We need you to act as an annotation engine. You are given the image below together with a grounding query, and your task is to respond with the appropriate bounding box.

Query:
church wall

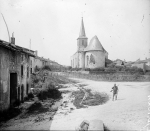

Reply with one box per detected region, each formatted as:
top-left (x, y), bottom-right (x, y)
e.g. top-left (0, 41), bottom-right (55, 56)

top-left (71, 52), bottom-right (79, 68)
top-left (78, 52), bottom-right (85, 69)
top-left (85, 51), bottom-right (105, 69)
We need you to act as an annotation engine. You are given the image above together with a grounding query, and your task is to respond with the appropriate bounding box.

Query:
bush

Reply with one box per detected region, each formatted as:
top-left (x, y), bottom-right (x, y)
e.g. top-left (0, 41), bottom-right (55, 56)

top-left (85, 68), bottom-right (91, 71)
top-left (90, 68), bottom-right (105, 71)
top-left (28, 92), bottom-right (34, 99)
top-left (34, 66), bottom-right (40, 72)
top-left (71, 68), bottom-right (82, 71)
top-left (124, 66), bottom-right (143, 73)
top-left (37, 83), bottom-right (62, 100)
top-left (105, 67), bottom-right (117, 72)
top-left (42, 65), bottom-right (51, 71)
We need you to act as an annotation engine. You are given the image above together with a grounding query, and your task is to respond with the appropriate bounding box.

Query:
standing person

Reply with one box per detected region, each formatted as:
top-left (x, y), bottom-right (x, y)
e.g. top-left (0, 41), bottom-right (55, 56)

top-left (110, 84), bottom-right (119, 101)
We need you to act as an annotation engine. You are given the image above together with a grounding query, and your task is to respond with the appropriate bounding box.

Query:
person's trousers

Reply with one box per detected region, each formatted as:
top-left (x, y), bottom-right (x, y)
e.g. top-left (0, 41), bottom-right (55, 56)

top-left (113, 93), bottom-right (117, 101)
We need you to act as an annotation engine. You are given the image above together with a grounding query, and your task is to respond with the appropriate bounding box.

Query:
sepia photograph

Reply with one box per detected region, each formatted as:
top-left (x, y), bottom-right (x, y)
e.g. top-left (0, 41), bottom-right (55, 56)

top-left (0, 0), bottom-right (150, 130)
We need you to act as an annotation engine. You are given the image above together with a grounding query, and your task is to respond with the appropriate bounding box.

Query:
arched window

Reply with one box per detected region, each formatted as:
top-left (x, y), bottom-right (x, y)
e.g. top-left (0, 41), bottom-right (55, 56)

top-left (87, 56), bottom-right (89, 66)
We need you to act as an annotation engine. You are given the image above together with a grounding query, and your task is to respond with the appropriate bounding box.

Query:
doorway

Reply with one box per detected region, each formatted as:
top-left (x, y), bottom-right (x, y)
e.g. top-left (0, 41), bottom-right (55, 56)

top-left (10, 73), bottom-right (17, 106)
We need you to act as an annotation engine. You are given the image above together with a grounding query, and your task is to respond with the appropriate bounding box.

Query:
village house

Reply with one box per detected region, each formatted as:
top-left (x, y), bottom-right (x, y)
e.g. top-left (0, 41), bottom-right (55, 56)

top-left (71, 18), bottom-right (108, 69)
top-left (131, 58), bottom-right (150, 72)
top-left (113, 59), bottom-right (127, 66)
top-left (30, 51), bottom-right (62, 73)
top-left (0, 35), bottom-right (35, 111)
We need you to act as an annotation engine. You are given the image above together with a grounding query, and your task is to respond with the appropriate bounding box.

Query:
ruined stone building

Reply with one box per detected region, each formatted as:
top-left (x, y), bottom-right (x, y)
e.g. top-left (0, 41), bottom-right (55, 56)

top-left (71, 18), bottom-right (108, 69)
top-left (0, 36), bottom-right (35, 111)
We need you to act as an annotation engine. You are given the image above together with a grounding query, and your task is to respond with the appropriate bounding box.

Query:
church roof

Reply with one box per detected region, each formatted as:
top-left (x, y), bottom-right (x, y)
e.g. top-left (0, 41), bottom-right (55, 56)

top-left (84, 35), bottom-right (107, 52)
top-left (78, 17), bottom-right (87, 38)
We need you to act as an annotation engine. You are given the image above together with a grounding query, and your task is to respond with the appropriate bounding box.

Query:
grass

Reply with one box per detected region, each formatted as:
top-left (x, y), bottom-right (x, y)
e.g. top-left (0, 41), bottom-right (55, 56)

top-left (72, 89), bottom-right (109, 109)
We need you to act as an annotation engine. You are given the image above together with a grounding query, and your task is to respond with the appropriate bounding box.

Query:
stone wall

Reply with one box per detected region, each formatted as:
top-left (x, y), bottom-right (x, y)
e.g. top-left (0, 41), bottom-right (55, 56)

top-left (60, 72), bottom-right (150, 82)
top-left (0, 46), bottom-right (32, 111)
top-left (85, 51), bottom-right (105, 69)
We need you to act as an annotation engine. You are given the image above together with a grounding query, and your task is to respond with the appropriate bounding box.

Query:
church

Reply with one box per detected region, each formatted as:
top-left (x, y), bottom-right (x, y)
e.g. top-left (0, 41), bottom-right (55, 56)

top-left (71, 18), bottom-right (108, 69)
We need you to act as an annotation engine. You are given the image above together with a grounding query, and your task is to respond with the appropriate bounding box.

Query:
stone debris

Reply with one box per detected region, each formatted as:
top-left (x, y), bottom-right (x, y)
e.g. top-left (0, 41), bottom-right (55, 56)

top-left (75, 119), bottom-right (104, 131)
top-left (56, 92), bottom-right (76, 116)
top-left (75, 120), bottom-right (89, 131)
top-left (34, 115), bottom-right (45, 122)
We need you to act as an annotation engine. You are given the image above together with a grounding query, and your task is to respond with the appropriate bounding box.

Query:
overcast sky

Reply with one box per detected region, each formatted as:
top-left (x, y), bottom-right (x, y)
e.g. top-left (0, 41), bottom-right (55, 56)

top-left (0, 0), bottom-right (150, 66)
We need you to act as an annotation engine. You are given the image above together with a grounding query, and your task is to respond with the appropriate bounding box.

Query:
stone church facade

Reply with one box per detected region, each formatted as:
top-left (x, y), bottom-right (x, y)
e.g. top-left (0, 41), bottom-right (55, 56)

top-left (71, 18), bottom-right (108, 69)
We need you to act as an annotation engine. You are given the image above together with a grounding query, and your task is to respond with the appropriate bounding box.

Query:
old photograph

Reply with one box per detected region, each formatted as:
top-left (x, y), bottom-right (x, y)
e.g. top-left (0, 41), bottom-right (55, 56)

top-left (0, 0), bottom-right (150, 130)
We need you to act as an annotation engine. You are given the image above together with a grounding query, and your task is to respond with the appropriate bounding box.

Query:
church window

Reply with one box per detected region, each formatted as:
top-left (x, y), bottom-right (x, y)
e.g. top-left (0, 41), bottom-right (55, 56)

top-left (87, 56), bottom-right (89, 66)
top-left (90, 54), bottom-right (95, 64)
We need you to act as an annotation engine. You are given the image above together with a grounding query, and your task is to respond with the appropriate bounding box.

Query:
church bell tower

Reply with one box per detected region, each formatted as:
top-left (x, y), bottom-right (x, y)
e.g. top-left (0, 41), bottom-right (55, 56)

top-left (77, 17), bottom-right (88, 51)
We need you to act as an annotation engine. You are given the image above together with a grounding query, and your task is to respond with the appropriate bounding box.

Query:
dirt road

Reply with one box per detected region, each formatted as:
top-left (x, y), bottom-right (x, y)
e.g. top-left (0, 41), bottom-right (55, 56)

top-left (50, 78), bottom-right (150, 130)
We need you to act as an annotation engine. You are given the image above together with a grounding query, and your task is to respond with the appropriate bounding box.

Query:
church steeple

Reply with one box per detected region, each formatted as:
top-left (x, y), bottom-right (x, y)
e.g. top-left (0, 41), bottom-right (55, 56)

top-left (79, 17), bottom-right (86, 37)
top-left (77, 17), bottom-right (88, 51)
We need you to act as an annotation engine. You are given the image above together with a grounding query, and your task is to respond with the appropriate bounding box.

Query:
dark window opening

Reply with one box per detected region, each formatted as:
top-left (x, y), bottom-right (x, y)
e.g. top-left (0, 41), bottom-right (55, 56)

top-left (21, 65), bottom-right (23, 77)
top-left (21, 85), bottom-right (24, 103)
top-left (27, 67), bottom-right (29, 78)
top-left (30, 68), bottom-right (32, 74)
top-left (26, 83), bottom-right (29, 95)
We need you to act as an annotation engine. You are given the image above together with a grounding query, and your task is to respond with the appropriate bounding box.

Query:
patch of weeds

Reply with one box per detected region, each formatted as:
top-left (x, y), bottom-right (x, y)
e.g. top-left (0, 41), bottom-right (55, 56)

top-left (37, 83), bottom-right (62, 101)
top-left (60, 90), bottom-right (71, 94)
top-left (72, 89), bottom-right (109, 109)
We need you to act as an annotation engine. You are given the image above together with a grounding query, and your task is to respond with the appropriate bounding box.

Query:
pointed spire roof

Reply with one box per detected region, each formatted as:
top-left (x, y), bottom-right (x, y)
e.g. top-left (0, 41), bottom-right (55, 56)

top-left (84, 35), bottom-right (107, 52)
top-left (78, 17), bottom-right (86, 38)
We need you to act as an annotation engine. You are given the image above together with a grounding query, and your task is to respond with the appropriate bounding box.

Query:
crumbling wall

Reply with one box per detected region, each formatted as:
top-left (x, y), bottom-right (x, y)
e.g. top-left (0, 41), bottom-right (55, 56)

top-left (0, 47), bottom-right (12, 111)
top-left (0, 46), bottom-right (32, 111)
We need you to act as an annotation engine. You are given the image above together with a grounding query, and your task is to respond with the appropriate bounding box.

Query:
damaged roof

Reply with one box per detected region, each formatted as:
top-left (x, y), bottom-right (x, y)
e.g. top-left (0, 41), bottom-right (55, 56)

top-left (0, 39), bottom-right (35, 57)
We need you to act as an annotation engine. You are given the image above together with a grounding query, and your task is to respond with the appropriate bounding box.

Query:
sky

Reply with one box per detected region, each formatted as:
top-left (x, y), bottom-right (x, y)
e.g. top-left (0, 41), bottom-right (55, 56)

top-left (0, 0), bottom-right (150, 66)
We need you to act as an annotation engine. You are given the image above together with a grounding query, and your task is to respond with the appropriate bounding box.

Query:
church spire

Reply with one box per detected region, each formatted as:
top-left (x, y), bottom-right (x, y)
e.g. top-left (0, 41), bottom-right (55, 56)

top-left (79, 17), bottom-right (86, 37)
